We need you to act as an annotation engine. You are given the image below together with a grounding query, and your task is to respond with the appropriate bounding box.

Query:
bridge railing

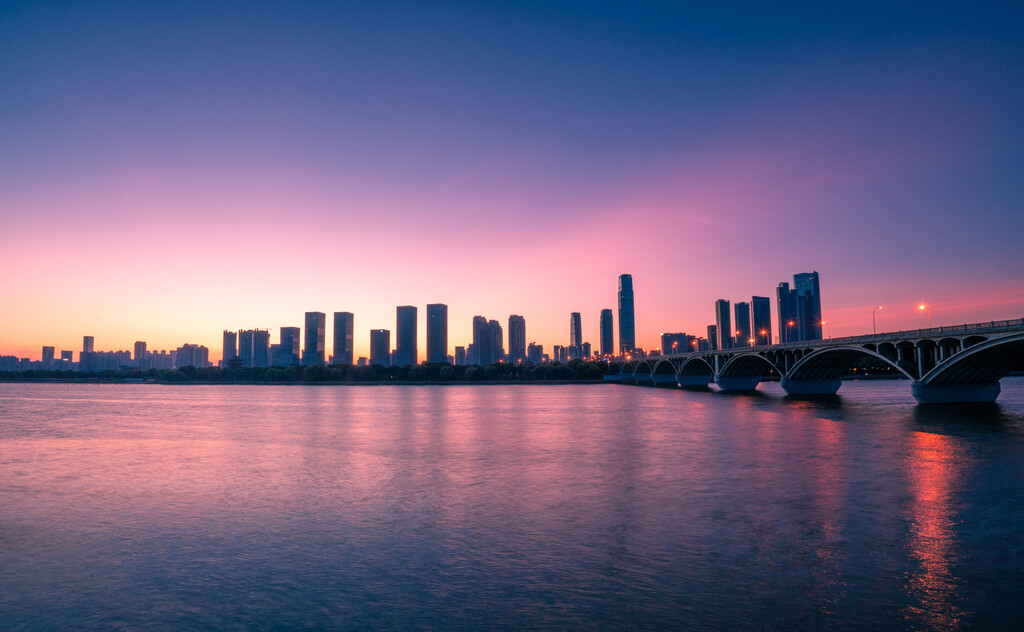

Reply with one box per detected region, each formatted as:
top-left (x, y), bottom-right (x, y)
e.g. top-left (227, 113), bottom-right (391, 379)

top-left (633, 317), bottom-right (1024, 361)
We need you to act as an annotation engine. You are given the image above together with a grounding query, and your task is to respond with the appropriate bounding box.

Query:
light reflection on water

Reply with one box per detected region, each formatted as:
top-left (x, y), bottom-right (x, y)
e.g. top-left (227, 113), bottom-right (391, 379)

top-left (0, 379), bottom-right (1023, 630)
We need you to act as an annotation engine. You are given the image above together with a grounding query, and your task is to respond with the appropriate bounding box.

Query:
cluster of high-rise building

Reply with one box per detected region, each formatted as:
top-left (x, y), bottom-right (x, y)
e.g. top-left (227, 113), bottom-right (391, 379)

top-left (0, 335), bottom-right (205, 372)
top-left (2, 271), bottom-right (822, 370)
top-left (700, 271), bottom-right (822, 353)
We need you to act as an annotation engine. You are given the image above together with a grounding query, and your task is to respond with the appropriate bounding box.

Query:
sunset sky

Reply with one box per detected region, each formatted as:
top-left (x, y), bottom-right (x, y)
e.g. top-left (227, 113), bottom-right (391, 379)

top-left (2, 1), bottom-right (1023, 361)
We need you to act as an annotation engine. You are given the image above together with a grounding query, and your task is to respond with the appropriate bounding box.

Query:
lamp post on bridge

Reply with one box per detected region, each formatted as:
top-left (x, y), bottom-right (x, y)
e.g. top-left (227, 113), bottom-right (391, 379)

top-left (760, 329), bottom-right (768, 346)
top-left (786, 320), bottom-right (795, 344)
top-left (821, 320), bottom-right (831, 339)
top-left (919, 304), bottom-right (932, 328)
top-left (872, 306), bottom-right (883, 334)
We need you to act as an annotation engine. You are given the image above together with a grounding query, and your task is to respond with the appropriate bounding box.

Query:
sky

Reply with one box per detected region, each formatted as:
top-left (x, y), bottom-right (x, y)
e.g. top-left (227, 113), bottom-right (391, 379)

top-left (2, 0), bottom-right (1023, 361)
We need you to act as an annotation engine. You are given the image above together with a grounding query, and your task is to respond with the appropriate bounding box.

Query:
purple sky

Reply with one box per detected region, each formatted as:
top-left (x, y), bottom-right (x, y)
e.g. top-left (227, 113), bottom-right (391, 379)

top-left (2, 1), bottom-right (1023, 360)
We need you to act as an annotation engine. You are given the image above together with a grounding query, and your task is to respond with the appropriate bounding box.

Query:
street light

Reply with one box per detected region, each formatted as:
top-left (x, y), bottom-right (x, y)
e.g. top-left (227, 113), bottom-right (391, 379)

top-left (919, 304), bottom-right (932, 328)
top-left (760, 329), bottom-right (768, 346)
top-left (872, 306), bottom-right (883, 334)
top-left (821, 320), bottom-right (831, 339)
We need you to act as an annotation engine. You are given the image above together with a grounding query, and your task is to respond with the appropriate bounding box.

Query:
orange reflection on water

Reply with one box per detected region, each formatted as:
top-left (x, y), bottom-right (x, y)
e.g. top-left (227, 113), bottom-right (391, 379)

top-left (904, 431), bottom-right (964, 631)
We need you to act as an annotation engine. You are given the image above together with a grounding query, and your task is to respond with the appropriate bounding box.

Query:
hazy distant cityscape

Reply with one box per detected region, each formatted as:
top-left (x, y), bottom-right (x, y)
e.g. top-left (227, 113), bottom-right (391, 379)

top-left (1, 272), bottom-right (822, 373)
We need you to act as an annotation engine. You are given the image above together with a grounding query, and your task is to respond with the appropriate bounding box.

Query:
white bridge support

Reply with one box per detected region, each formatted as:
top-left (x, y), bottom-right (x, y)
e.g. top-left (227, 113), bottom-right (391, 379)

top-left (614, 320), bottom-right (1024, 404)
top-left (911, 382), bottom-right (1001, 404)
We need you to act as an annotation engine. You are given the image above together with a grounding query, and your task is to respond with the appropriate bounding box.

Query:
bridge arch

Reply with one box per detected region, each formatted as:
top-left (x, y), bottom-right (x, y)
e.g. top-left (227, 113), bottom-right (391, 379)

top-left (913, 333), bottom-right (1024, 403)
top-left (716, 353), bottom-right (779, 391)
top-left (676, 357), bottom-right (714, 388)
top-left (651, 359), bottom-right (678, 387)
top-left (782, 346), bottom-right (912, 396)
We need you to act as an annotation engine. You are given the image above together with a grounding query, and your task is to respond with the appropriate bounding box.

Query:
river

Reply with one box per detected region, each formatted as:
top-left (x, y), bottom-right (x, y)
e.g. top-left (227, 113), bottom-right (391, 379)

top-left (1, 380), bottom-right (1022, 630)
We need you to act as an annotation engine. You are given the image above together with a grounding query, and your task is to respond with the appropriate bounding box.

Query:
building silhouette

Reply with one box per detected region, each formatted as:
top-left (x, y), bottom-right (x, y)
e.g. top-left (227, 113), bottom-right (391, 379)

top-left (370, 329), bottom-right (391, 366)
top-left (715, 300), bottom-right (733, 349)
top-left (508, 315), bottom-right (526, 364)
top-left (569, 312), bottom-right (582, 359)
top-left (238, 329), bottom-right (270, 367)
top-left (618, 274), bottom-right (635, 353)
top-left (794, 271), bottom-right (822, 341)
top-left (275, 327), bottom-right (300, 366)
top-left (778, 272), bottom-right (822, 342)
top-left (333, 312), bottom-right (354, 365)
top-left (82, 336), bottom-right (94, 354)
top-left (175, 344), bottom-right (210, 368)
top-left (454, 346), bottom-right (466, 366)
top-left (661, 332), bottom-right (689, 355)
top-left (599, 309), bottom-right (614, 357)
top-left (303, 312), bottom-right (325, 366)
top-left (134, 341), bottom-right (147, 368)
top-left (707, 325), bottom-right (718, 351)
top-left (395, 306), bottom-right (418, 366)
top-left (734, 302), bottom-right (751, 348)
top-left (751, 296), bottom-right (771, 345)
top-left (427, 304), bottom-right (448, 363)
top-left (222, 330), bottom-right (237, 367)
top-left (472, 316), bottom-right (502, 365)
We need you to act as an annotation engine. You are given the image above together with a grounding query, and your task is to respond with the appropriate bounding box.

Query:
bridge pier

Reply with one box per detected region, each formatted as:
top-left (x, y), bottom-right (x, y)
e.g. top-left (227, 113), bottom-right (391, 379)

top-left (911, 381), bottom-right (1001, 404)
top-left (678, 374), bottom-right (712, 388)
top-left (780, 376), bottom-right (842, 396)
top-left (714, 375), bottom-right (761, 391)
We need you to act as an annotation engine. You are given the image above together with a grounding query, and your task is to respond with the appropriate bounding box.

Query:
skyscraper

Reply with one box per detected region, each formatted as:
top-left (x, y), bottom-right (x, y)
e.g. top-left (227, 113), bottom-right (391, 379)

top-left (508, 315), bottom-right (526, 364)
top-left (82, 336), bottom-right (94, 355)
top-left (454, 346), bottom-right (466, 366)
top-left (569, 312), bottom-right (582, 359)
top-left (370, 329), bottom-right (391, 366)
top-left (599, 309), bottom-right (613, 357)
top-left (238, 330), bottom-right (254, 367)
top-left (734, 302), bottom-right (751, 348)
top-left (472, 316), bottom-right (502, 365)
top-left (427, 304), bottom-right (448, 363)
top-left (777, 282), bottom-right (797, 343)
top-left (794, 271), bottom-right (822, 341)
top-left (303, 311), bottom-right (326, 366)
top-left (222, 330), bottom-right (237, 366)
top-left (707, 325), bottom-right (718, 351)
top-left (134, 341), bottom-right (147, 367)
top-left (715, 299), bottom-right (733, 349)
top-left (278, 327), bottom-right (301, 366)
top-left (618, 274), bottom-right (635, 353)
top-left (751, 296), bottom-right (771, 345)
top-left (333, 312), bottom-right (354, 365)
top-left (394, 306), bottom-right (418, 366)
top-left (238, 329), bottom-right (270, 367)
top-left (42, 346), bottom-right (55, 369)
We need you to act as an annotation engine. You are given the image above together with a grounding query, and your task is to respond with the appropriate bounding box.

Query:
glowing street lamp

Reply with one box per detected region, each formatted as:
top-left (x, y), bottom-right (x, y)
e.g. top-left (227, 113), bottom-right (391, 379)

top-left (760, 329), bottom-right (768, 346)
top-left (786, 320), bottom-right (795, 343)
top-left (872, 306), bottom-right (883, 334)
top-left (821, 320), bottom-right (831, 339)
top-left (919, 304), bottom-right (932, 328)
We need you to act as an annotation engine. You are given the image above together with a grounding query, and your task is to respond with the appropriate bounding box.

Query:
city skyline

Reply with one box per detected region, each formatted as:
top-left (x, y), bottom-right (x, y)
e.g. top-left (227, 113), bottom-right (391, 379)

top-left (2, 2), bottom-right (1023, 360)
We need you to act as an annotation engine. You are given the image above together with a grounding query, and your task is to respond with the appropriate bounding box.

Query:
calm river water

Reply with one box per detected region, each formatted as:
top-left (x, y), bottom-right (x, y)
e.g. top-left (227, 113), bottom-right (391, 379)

top-left (2, 380), bottom-right (1023, 630)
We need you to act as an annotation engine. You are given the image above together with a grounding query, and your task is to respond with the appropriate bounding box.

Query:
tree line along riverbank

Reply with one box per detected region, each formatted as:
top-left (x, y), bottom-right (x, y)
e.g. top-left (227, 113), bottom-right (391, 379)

top-left (0, 360), bottom-right (610, 384)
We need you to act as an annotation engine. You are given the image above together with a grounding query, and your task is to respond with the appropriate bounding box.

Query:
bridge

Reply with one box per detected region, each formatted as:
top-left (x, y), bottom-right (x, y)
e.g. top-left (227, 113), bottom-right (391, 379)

top-left (608, 318), bottom-right (1024, 404)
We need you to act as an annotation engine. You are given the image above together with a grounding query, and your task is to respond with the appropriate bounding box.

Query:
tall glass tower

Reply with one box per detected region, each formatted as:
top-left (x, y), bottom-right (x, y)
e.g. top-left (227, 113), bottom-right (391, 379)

top-left (333, 312), bottom-right (354, 365)
top-left (303, 312), bottom-right (326, 366)
top-left (618, 274), bottom-right (635, 354)
top-left (569, 312), bottom-right (582, 358)
top-left (395, 306), bottom-right (418, 366)
top-left (426, 304), bottom-right (448, 364)
top-left (599, 309), bottom-right (614, 357)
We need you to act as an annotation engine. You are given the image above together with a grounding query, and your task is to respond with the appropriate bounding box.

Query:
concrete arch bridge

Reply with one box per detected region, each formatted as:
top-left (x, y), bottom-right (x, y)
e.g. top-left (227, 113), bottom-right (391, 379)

top-left (608, 319), bottom-right (1024, 404)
